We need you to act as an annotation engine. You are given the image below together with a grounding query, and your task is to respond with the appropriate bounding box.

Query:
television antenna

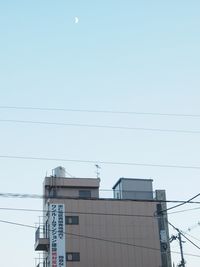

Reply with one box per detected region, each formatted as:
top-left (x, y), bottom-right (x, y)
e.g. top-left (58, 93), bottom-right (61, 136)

top-left (95, 164), bottom-right (101, 179)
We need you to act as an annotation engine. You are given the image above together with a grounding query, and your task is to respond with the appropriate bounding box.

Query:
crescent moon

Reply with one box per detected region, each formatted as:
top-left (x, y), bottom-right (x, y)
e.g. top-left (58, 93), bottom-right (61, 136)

top-left (75, 17), bottom-right (79, 24)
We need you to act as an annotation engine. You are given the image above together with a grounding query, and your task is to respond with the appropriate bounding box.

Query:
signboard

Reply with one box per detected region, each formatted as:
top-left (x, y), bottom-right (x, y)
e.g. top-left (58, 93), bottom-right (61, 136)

top-left (50, 204), bottom-right (66, 267)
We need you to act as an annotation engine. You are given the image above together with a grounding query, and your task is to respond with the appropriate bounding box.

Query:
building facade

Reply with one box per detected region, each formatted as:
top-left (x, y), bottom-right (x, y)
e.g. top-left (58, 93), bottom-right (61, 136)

top-left (35, 167), bottom-right (171, 267)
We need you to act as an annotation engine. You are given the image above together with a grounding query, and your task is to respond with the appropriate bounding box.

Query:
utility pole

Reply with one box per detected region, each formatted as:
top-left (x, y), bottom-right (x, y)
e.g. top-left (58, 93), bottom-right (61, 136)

top-left (170, 228), bottom-right (185, 267)
top-left (178, 231), bottom-right (185, 267)
top-left (155, 190), bottom-right (172, 267)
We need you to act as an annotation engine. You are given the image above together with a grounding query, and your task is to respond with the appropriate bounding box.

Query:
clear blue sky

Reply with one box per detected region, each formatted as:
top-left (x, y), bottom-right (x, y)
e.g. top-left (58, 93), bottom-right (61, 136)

top-left (0, 1), bottom-right (200, 266)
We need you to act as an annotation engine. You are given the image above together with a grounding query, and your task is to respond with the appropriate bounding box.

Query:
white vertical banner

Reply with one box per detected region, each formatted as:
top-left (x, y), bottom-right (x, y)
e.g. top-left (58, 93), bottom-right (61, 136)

top-left (50, 204), bottom-right (66, 267)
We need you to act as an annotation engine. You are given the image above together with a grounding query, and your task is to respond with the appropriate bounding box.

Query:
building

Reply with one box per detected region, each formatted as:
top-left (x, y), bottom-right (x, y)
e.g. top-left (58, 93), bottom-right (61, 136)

top-left (34, 166), bottom-right (172, 267)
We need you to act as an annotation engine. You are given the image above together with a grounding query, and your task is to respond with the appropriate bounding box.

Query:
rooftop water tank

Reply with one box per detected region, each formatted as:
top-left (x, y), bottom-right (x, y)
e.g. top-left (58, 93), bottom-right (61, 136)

top-left (52, 166), bottom-right (66, 178)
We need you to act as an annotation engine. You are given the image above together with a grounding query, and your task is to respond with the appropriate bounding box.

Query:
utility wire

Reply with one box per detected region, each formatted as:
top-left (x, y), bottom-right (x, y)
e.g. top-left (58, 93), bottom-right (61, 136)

top-left (0, 218), bottom-right (199, 258)
top-left (1, 155), bottom-right (200, 170)
top-left (1, 205), bottom-right (197, 219)
top-left (168, 220), bottom-right (200, 251)
top-left (0, 192), bottom-right (200, 204)
top-left (160, 193), bottom-right (200, 213)
top-left (168, 207), bottom-right (200, 215)
top-left (1, 119), bottom-right (200, 135)
top-left (0, 218), bottom-right (160, 252)
top-left (1, 105), bottom-right (200, 118)
top-left (0, 219), bottom-right (36, 229)
top-left (183, 232), bottom-right (200, 243)
top-left (0, 206), bottom-right (156, 219)
top-left (180, 221), bottom-right (200, 243)
top-left (171, 251), bottom-right (200, 258)
top-left (180, 232), bottom-right (200, 250)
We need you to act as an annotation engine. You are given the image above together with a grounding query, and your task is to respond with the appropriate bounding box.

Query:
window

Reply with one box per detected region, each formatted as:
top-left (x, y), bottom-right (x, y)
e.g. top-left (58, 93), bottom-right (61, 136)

top-left (79, 190), bottom-right (91, 198)
top-left (65, 216), bottom-right (79, 225)
top-left (66, 252), bottom-right (80, 262)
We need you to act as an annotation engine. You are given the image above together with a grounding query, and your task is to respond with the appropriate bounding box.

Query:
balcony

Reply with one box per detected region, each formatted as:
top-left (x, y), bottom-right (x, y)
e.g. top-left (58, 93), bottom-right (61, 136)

top-left (35, 256), bottom-right (48, 267)
top-left (34, 226), bottom-right (49, 251)
top-left (36, 261), bottom-right (47, 267)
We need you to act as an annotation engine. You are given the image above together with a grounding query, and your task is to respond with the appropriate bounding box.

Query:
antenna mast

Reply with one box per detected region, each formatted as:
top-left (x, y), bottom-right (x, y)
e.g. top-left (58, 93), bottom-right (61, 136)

top-left (95, 164), bottom-right (101, 179)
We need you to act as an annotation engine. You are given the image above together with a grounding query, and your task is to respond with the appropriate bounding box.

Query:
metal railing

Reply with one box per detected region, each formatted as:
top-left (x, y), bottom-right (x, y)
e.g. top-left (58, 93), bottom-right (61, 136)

top-left (35, 225), bottom-right (47, 243)
top-left (35, 255), bottom-right (48, 267)
top-left (36, 262), bottom-right (47, 267)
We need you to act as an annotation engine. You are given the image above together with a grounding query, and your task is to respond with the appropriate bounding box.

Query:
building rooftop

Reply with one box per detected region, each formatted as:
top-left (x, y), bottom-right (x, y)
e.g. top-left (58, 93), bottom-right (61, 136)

top-left (112, 177), bottom-right (153, 189)
top-left (44, 176), bottom-right (100, 188)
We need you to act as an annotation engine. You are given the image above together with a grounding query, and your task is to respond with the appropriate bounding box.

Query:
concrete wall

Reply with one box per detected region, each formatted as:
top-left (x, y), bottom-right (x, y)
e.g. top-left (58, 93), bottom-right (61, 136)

top-left (44, 177), bottom-right (100, 200)
top-left (48, 198), bottom-right (162, 267)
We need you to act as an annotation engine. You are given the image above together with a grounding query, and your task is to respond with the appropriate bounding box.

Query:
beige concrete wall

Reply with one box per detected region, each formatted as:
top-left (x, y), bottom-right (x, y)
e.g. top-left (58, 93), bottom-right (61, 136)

top-left (49, 187), bottom-right (99, 198)
top-left (44, 177), bottom-right (100, 188)
top-left (44, 177), bottom-right (100, 200)
top-left (49, 198), bottom-right (162, 267)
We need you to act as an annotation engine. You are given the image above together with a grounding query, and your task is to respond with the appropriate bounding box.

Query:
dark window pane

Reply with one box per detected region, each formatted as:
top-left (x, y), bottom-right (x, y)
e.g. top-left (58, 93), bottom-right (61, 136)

top-left (79, 190), bottom-right (91, 198)
top-left (65, 216), bottom-right (79, 225)
top-left (66, 252), bottom-right (80, 262)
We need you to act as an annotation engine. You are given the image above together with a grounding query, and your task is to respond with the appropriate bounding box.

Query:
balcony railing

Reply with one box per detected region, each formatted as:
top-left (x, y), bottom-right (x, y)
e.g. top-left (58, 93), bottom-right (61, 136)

top-left (35, 257), bottom-right (48, 267)
top-left (34, 225), bottom-right (49, 251)
top-left (36, 262), bottom-right (47, 267)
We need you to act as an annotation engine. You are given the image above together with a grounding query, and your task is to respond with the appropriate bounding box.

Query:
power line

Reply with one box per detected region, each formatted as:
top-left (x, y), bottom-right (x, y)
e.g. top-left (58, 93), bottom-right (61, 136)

top-left (0, 219), bottom-right (36, 229)
top-left (168, 220), bottom-right (200, 251)
top-left (0, 218), bottom-right (160, 252)
top-left (0, 218), bottom-right (200, 258)
top-left (180, 232), bottom-right (200, 250)
top-left (1, 155), bottom-right (200, 170)
top-left (1, 105), bottom-right (200, 118)
top-left (171, 250), bottom-right (200, 258)
top-left (168, 221), bottom-right (191, 266)
top-left (170, 222), bottom-right (200, 251)
top-left (1, 206), bottom-right (200, 244)
top-left (0, 206), bottom-right (156, 218)
top-left (183, 232), bottom-right (200, 243)
top-left (1, 119), bottom-right (200, 135)
top-left (2, 205), bottom-right (199, 219)
top-left (168, 207), bottom-right (200, 215)
top-left (0, 192), bottom-right (200, 204)
top-left (160, 193), bottom-right (200, 213)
